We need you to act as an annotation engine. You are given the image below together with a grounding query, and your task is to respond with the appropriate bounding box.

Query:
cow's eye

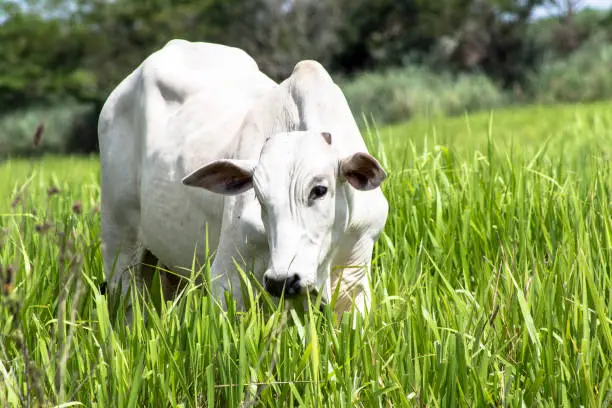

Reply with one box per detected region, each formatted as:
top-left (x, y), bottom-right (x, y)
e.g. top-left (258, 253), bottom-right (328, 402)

top-left (309, 185), bottom-right (328, 201)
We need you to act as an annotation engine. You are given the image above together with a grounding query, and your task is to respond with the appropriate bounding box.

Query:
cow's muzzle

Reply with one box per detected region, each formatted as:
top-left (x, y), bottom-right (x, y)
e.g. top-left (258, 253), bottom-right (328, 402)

top-left (263, 274), bottom-right (303, 298)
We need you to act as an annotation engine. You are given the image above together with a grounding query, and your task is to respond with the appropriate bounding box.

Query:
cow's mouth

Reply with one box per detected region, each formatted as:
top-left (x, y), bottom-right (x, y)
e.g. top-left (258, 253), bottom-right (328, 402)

top-left (282, 292), bottom-right (328, 315)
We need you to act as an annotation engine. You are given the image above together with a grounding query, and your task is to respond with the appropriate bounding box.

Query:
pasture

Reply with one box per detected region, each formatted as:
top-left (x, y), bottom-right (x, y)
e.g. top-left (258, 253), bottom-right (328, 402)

top-left (1, 102), bottom-right (612, 406)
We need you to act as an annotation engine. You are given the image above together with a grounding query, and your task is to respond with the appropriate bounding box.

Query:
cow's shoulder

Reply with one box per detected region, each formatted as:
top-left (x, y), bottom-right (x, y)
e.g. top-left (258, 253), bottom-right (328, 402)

top-left (100, 40), bottom-right (266, 144)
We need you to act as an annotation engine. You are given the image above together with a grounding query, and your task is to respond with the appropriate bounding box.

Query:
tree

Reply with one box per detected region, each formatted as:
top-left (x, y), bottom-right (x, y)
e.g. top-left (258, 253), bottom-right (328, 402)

top-left (431, 0), bottom-right (546, 86)
top-left (0, 11), bottom-right (94, 109)
top-left (216, 0), bottom-right (343, 79)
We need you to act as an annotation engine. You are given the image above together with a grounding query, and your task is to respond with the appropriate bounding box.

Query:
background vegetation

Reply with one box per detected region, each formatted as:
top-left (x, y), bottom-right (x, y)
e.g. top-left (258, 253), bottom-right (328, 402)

top-left (1, 102), bottom-right (612, 406)
top-left (1, 0), bottom-right (612, 156)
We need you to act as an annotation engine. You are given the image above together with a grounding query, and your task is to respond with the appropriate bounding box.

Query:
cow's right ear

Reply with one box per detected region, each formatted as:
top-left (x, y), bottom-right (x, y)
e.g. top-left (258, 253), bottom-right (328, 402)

top-left (182, 159), bottom-right (256, 195)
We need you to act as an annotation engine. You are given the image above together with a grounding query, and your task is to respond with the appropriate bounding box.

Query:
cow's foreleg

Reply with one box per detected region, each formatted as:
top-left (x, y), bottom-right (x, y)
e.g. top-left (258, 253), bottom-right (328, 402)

top-left (208, 237), bottom-right (269, 311)
top-left (100, 210), bottom-right (170, 325)
top-left (330, 236), bottom-right (375, 317)
top-left (210, 266), bottom-right (246, 311)
top-left (101, 237), bottom-right (147, 325)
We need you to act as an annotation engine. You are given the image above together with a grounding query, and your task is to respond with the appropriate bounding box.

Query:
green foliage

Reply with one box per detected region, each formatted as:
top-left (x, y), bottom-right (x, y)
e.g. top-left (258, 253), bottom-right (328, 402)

top-left (1, 102), bottom-right (612, 406)
top-left (341, 66), bottom-right (508, 125)
top-left (529, 7), bottom-right (612, 59)
top-left (332, 0), bottom-right (545, 83)
top-left (529, 35), bottom-right (612, 104)
top-left (0, 13), bottom-right (95, 108)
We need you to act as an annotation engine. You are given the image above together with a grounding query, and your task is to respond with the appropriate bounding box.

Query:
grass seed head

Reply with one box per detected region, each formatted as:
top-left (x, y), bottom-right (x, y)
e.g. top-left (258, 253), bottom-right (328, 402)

top-left (11, 194), bottom-right (21, 208)
top-left (35, 222), bottom-right (53, 234)
top-left (32, 123), bottom-right (45, 148)
top-left (72, 201), bottom-right (82, 214)
top-left (47, 186), bottom-right (60, 196)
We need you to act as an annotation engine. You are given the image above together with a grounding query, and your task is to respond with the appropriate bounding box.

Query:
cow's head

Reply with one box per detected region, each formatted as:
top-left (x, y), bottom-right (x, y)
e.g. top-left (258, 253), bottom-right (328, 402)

top-left (182, 131), bottom-right (386, 301)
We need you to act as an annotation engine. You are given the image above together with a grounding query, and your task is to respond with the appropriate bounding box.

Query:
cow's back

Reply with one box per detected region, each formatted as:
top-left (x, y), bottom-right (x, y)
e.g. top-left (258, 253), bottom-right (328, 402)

top-left (98, 40), bottom-right (277, 269)
top-left (98, 39), bottom-right (273, 179)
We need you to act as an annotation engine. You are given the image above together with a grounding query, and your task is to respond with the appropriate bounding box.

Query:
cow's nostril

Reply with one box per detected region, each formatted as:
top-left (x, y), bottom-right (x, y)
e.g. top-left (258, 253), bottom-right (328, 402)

top-left (285, 274), bottom-right (301, 296)
top-left (263, 276), bottom-right (284, 297)
top-left (264, 274), bottom-right (302, 298)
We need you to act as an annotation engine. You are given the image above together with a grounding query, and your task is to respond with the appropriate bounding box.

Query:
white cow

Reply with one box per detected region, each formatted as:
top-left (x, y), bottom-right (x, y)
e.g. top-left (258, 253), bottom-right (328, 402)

top-left (98, 39), bottom-right (388, 322)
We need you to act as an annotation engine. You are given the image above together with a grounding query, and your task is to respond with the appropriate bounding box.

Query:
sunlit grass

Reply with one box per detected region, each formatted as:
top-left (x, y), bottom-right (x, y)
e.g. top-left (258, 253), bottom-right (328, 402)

top-left (1, 101), bottom-right (612, 406)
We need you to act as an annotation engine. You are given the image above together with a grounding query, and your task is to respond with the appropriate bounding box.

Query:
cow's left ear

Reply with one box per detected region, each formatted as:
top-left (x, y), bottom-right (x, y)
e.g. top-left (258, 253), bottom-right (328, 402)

top-left (340, 152), bottom-right (386, 191)
top-left (182, 159), bottom-right (256, 195)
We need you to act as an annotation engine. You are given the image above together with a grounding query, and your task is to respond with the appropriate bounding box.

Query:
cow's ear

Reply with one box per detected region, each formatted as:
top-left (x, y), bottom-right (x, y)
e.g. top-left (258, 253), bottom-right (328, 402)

top-left (340, 152), bottom-right (386, 191)
top-left (182, 159), bottom-right (256, 195)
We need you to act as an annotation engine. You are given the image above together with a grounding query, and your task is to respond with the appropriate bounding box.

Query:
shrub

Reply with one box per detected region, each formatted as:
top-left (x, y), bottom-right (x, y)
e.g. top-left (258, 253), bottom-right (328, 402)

top-left (0, 103), bottom-right (96, 157)
top-left (529, 35), bottom-right (612, 104)
top-left (340, 66), bottom-right (508, 126)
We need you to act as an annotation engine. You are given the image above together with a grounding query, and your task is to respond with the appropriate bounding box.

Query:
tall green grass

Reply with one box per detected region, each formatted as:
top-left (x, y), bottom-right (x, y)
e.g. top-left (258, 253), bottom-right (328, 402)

top-left (1, 102), bottom-right (612, 406)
